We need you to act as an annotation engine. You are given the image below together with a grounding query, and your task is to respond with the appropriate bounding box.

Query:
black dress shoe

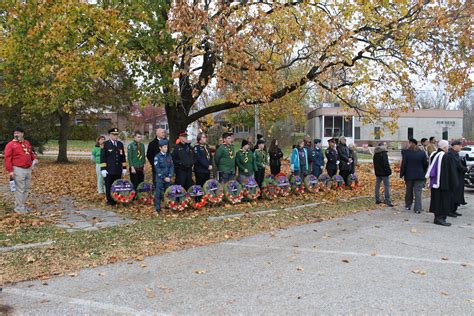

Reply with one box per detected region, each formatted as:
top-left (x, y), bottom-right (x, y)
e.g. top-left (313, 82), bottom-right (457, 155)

top-left (447, 212), bottom-right (458, 218)
top-left (414, 210), bottom-right (421, 214)
top-left (376, 201), bottom-right (382, 204)
top-left (386, 203), bottom-right (395, 207)
top-left (434, 218), bottom-right (451, 226)
top-left (453, 211), bottom-right (462, 216)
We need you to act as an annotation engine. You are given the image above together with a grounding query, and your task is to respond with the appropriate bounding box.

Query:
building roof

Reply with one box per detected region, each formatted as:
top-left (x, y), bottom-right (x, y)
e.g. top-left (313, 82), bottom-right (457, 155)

top-left (307, 107), bottom-right (463, 120)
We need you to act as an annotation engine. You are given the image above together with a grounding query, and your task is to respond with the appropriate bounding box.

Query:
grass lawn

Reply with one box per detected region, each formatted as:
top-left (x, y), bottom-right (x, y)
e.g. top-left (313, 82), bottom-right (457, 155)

top-left (45, 140), bottom-right (96, 152)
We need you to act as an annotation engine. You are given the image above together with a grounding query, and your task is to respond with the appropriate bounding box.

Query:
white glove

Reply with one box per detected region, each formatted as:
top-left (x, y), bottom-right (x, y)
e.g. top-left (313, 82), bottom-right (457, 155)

top-left (122, 169), bottom-right (127, 176)
top-left (336, 161), bottom-right (340, 165)
top-left (101, 170), bottom-right (108, 178)
top-left (320, 166), bottom-right (324, 170)
top-left (208, 165), bottom-right (213, 171)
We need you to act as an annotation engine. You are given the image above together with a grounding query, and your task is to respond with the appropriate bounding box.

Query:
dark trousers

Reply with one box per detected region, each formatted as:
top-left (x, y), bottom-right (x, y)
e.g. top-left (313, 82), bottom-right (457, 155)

top-left (195, 172), bottom-right (210, 187)
top-left (340, 170), bottom-right (351, 186)
top-left (218, 171), bottom-right (235, 184)
top-left (129, 167), bottom-right (144, 190)
top-left (155, 180), bottom-right (171, 212)
top-left (270, 164), bottom-right (281, 176)
top-left (375, 176), bottom-right (391, 204)
top-left (312, 166), bottom-right (322, 178)
top-left (405, 179), bottom-right (424, 212)
top-left (255, 168), bottom-right (265, 188)
top-left (175, 168), bottom-right (193, 190)
top-left (327, 168), bottom-right (337, 177)
top-left (152, 168), bottom-right (157, 188)
top-left (105, 173), bottom-right (121, 205)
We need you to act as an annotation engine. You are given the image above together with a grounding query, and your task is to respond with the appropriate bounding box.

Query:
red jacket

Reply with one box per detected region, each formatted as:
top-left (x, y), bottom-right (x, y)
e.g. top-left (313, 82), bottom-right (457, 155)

top-left (4, 139), bottom-right (36, 172)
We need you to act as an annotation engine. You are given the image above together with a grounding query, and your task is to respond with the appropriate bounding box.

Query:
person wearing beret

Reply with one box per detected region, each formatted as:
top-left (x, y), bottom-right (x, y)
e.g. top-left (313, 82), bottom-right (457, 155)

top-left (100, 128), bottom-right (127, 206)
top-left (4, 127), bottom-right (38, 213)
top-left (337, 136), bottom-right (353, 186)
top-left (154, 139), bottom-right (174, 213)
top-left (171, 131), bottom-right (195, 190)
top-left (215, 132), bottom-right (236, 183)
top-left (236, 139), bottom-right (257, 182)
top-left (193, 132), bottom-right (213, 187)
top-left (146, 128), bottom-right (168, 188)
top-left (447, 139), bottom-right (468, 215)
top-left (325, 138), bottom-right (339, 177)
top-left (254, 139), bottom-right (268, 189)
top-left (311, 139), bottom-right (324, 178)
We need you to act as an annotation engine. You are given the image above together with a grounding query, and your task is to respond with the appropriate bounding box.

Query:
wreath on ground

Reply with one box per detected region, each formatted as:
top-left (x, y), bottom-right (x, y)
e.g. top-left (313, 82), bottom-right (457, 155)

top-left (188, 185), bottom-right (207, 209)
top-left (304, 174), bottom-right (319, 193)
top-left (274, 173), bottom-right (291, 197)
top-left (203, 179), bottom-right (224, 205)
top-left (164, 185), bottom-right (190, 211)
top-left (318, 174), bottom-right (332, 191)
top-left (347, 174), bottom-right (359, 189)
top-left (289, 175), bottom-right (305, 193)
top-left (239, 176), bottom-right (260, 201)
top-left (135, 182), bottom-right (154, 205)
top-left (223, 180), bottom-right (243, 204)
top-left (261, 175), bottom-right (278, 200)
top-left (331, 175), bottom-right (345, 190)
top-left (111, 179), bottom-right (136, 203)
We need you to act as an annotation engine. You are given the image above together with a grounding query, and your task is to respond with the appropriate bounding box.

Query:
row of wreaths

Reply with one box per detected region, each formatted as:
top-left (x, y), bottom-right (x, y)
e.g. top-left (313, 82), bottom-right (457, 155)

top-left (110, 173), bottom-right (360, 212)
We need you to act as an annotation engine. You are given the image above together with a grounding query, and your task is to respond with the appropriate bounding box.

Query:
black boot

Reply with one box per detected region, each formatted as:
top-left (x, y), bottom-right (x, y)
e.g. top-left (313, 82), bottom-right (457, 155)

top-left (434, 218), bottom-right (451, 226)
top-left (447, 212), bottom-right (458, 218)
top-left (453, 211), bottom-right (462, 216)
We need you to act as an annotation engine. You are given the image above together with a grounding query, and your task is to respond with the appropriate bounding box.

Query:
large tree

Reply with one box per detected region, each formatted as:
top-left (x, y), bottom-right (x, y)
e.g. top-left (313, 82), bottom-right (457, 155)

top-left (113, 0), bottom-right (472, 144)
top-left (0, 0), bottom-right (128, 162)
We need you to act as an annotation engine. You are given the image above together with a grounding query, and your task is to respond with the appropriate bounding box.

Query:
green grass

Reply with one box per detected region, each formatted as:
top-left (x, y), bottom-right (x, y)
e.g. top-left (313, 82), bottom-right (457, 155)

top-left (45, 140), bottom-right (96, 152)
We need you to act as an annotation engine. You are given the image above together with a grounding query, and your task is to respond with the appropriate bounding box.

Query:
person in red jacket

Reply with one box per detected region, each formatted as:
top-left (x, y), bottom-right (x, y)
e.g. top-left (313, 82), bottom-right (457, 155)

top-left (4, 127), bottom-right (38, 213)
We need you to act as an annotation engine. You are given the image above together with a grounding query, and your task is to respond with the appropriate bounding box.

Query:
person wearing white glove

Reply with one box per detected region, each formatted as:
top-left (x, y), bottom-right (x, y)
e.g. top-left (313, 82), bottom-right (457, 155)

top-left (100, 128), bottom-right (127, 206)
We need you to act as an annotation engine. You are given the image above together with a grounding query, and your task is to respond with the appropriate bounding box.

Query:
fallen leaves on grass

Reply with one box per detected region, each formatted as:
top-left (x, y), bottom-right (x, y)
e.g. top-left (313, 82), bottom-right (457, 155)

top-left (411, 269), bottom-right (426, 275)
top-left (410, 228), bottom-right (418, 233)
top-left (296, 267), bottom-right (304, 271)
top-left (145, 288), bottom-right (155, 298)
top-left (194, 270), bottom-right (207, 274)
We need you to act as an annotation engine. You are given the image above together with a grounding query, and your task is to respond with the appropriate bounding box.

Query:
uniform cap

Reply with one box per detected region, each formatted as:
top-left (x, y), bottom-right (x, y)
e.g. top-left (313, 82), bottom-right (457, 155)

top-left (451, 140), bottom-right (462, 146)
top-left (13, 126), bottom-right (25, 133)
top-left (222, 132), bottom-right (234, 139)
top-left (108, 128), bottom-right (119, 134)
top-left (328, 138), bottom-right (335, 143)
top-left (257, 139), bottom-right (265, 145)
top-left (178, 131), bottom-right (188, 137)
top-left (241, 139), bottom-right (249, 148)
top-left (159, 139), bottom-right (169, 147)
top-left (314, 139), bottom-right (322, 144)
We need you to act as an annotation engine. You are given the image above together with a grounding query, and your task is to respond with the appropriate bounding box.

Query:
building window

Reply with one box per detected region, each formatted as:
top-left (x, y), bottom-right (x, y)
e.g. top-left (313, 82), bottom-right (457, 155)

top-left (408, 127), bottom-right (414, 140)
top-left (374, 127), bottom-right (381, 140)
top-left (323, 115), bottom-right (353, 138)
top-left (324, 116), bottom-right (333, 137)
top-left (442, 127), bottom-right (448, 140)
top-left (235, 126), bottom-right (250, 133)
top-left (344, 118), bottom-right (353, 137)
top-left (156, 123), bottom-right (168, 131)
top-left (355, 127), bottom-right (361, 140)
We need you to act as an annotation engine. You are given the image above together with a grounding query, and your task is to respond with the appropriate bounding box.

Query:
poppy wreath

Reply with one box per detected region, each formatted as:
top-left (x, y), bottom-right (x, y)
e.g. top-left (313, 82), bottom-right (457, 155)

top-left (331, 175), bottom-right (345, 190)
top-left (262, 175), bottom-right (279, 200)
top-left (188, 185), bottom-right (207, 209)
top-left (289, 175), bottom-right (305, 193)
top-left (111, 179), bottom-right (136, 204)
top-left (135, 182), bottom-right (155, 205)
top-left (304, 174), bottom-right (319, 193)
top-left (317, 174), bottom-right (332, 191)
top-left (239, 176), bottom-right (261, 201)
top-left (164, 185), bottom-right (190, 211)
top-left (203, 179), bottom-right (224, 205)
top-left (223, 180), bottom-right (244, 204)
top-left (347, 174), bottom-right (359, 189)
top-left (274, 173), bottom-right (291, 197)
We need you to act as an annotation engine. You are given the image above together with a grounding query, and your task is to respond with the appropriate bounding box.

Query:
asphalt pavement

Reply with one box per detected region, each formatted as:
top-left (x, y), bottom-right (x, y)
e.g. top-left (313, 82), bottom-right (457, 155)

top-left (2, 190), bottom-right (474, 315)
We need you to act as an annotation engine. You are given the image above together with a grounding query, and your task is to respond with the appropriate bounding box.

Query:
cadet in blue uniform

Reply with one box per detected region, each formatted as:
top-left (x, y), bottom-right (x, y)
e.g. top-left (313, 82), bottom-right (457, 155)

top-left (100, 128), bottom-right (127, 206)
top-left (172, 131), bottom-right (195, 190)
top-left (154, 139), bottom-right (173, 213)
top-left (311, 139), bottom-right (325, 178)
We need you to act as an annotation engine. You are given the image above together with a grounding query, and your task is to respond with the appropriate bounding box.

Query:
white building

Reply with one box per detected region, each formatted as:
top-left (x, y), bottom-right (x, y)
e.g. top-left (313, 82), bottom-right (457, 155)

top-left (307, 103), bottom-right (464, 146)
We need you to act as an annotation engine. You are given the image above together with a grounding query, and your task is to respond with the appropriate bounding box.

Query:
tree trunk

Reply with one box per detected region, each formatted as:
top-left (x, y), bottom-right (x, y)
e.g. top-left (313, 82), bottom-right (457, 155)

top-left (165, 104), bottom-right (190, 149)
top-left (57, 111), bottom-right (71, 163)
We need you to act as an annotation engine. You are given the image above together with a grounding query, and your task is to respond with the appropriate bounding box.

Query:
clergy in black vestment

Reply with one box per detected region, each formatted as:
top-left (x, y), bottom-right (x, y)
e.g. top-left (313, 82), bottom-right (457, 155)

top-left (425, 140), bottom-right (458, 226)
top-left (448, 140), bottom-right (468, 215)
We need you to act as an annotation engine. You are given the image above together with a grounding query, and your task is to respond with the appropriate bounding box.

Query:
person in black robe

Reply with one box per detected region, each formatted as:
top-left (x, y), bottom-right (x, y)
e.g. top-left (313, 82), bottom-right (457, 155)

top-left (447, 140), bottom-right (468, 215)
top-left (426, 140), bottom-right (458, 226)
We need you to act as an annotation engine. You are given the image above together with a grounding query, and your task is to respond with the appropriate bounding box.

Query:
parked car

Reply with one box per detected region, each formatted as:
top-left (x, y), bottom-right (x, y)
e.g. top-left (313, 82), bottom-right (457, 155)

top-left (465, 165), bottom-right (474, 188)
top-left (460, 146), bottom-right (474, 161)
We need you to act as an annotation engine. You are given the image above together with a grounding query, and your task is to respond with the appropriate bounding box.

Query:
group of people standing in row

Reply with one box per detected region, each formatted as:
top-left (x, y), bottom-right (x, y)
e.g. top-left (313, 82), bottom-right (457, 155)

top-left (372, 136), bottom-right (468, 227)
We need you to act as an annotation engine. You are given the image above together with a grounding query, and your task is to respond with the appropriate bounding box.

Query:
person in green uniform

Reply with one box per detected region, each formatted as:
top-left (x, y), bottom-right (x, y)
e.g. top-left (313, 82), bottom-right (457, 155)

top-left (236, 139), bottom-right (257, 182)
top-left (127, 131), bottom-right (146, 190)
top-left (91, 135), bottom-right (106, 194)
top-left (215, 132), bottom-right (236, 183)
top-left (254, 139), bottom-right (268, 188)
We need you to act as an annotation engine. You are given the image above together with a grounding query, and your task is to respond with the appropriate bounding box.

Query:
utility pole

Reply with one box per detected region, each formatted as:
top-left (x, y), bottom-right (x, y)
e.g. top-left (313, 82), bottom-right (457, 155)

top-left (254, 103), bottom-right (260, 140)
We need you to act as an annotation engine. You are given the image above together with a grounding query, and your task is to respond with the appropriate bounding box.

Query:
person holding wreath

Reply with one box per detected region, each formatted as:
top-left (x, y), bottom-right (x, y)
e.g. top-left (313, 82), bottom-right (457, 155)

top-left (215, 132), bottom-right (236, 183)
top-left (100, 128), bottom-right (127, 206)
top-left (154, 139), bottom-right (174, 213)
top-left (236, 139), bottom-right (257, 182)
top-left (127, 131), bottom-right (146, 190)
top-left (254, 139), bottom-right (268, 188)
